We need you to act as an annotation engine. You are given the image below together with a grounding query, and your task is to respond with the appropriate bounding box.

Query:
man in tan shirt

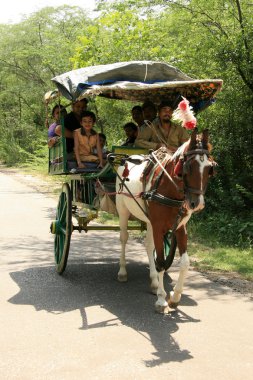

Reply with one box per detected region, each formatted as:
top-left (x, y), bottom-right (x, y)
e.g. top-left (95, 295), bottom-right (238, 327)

top-left (135, 100), bottom-right (189, 152)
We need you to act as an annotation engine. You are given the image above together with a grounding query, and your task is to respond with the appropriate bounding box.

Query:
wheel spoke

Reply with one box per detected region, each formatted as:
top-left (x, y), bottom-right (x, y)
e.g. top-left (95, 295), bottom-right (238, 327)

top-left (56, 194), bottom-right (63, 219)
top-left (59, 225), bottom-right (66, 235)
top-left (54, 235), bottom-right (59, 262)
top-left (58, 233), bottom-right (65, 261)
top-left (59, 200), bottom-right (67, 222)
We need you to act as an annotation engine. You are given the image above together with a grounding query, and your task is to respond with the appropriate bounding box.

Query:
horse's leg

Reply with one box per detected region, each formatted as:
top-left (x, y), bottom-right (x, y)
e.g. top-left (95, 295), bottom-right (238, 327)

top-left (117, 203), bottom-right (131, 282)
top-left (152, 229), bottom-right (168, 313)
top-left (168, 225), bottom-right (190, 308)
top-left (145, 223), bottom-right (158, 294)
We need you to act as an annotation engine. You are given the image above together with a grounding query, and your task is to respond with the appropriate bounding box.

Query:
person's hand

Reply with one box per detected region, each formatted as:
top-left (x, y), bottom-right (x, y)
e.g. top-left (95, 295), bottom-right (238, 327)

top-left (78, 162), bottom-right (85, 168)
top-left (48, 136), bottom-right (59, 148)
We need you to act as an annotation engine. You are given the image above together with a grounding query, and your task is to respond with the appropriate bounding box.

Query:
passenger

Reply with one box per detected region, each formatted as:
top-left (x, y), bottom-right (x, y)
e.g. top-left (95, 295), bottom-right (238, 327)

top-left (134, 100), bottom-right (157, 148)
top-left (121, 122), bottom-right (138, 146)
top-left (93, 133), bottom-right (109, 163)
top-left (142, 100), bottom-right (157, 124)
top-left (131, 105), bottom-right (144, 128)
top-left (74, 111), bottom-right (104, 169)
top-left (64, 99), bottom-right (88, 158)
top-left (136, 100), bottom-right (189, 152)
top-left (47, 104), bottom-right (67, 147)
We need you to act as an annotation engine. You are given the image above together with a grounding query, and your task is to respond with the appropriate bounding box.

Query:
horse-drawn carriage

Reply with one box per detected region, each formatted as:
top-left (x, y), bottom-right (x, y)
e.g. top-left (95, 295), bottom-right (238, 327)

top-left (47, 61), bottom-right (222, 312)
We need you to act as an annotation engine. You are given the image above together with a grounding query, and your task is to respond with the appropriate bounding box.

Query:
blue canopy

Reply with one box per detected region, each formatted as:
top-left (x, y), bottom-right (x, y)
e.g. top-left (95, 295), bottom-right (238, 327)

top-left (51, 61), bottom-right (223, 112)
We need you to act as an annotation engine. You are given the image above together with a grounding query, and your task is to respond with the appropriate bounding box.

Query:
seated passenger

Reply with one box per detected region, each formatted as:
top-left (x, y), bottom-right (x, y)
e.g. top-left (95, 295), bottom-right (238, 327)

top-left (74, 111), bottom-right (104, 169)
top-left (131, 105), bottom-right (144, 128)
top-left (93, 133), bottom-right (109, 164)
top-left (47, 104), bottom-right (67, 147)
top-left (64, 99), bottom-right (88, 159)
top-left (121, 122), bottom-right (138, 147)
top-left (135, 100), bottom-right (189, 152)
top-left (134, 100), bottom-right (157, 148)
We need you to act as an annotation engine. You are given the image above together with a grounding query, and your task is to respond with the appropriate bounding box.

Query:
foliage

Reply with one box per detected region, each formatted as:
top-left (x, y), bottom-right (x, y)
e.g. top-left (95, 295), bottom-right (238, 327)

top-left (0, 6), bottom-right (91, 164)
top-left (0, 0), bottom-right (252, 255)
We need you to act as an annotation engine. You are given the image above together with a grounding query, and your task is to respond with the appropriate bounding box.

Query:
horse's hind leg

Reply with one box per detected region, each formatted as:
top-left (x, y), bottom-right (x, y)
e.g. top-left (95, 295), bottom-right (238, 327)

top-left (117, 205), bottom-right (131, 282)
top-left (168, 226), bottom-right (190, 308)
top-left (145, 223), bottom-right (158, 294)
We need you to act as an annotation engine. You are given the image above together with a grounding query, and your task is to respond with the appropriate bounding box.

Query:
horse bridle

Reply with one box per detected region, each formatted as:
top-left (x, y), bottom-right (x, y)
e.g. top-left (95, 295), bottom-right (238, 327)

top-left (182, 148), bottom-right (211, 196)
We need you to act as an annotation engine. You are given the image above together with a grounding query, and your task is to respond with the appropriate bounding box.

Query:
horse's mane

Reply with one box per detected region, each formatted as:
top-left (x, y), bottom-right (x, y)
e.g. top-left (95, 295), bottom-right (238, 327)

top-left (172, 132), bottom-right (212, 162)
top-left (172, 140), bottom-right (189, 161)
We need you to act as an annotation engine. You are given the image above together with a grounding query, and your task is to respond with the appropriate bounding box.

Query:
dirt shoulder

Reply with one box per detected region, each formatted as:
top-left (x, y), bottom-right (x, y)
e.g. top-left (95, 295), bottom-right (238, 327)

top-left (191, 267), bottom-right (253, 298)
top-left (0, 165), bottom-right (63, 200)
top-left (1, 164), bottom-right (252, 299)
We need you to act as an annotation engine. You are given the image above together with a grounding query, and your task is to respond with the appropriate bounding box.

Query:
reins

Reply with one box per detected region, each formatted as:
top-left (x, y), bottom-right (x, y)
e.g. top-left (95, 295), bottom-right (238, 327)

top-left (150, 150), bottom-right (182, 192)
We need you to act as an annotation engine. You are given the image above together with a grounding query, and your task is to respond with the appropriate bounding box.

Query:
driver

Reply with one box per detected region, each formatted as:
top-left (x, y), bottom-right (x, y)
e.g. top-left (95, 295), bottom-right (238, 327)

top-left (134, 100), bottom-right (189, 152)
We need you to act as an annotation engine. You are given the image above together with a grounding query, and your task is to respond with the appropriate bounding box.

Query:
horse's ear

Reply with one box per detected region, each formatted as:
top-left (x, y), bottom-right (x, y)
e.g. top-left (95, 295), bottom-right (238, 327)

top-left (202, 129), bottom-right (209, 149)
top-left (189, 128), bottom-right (198, 149)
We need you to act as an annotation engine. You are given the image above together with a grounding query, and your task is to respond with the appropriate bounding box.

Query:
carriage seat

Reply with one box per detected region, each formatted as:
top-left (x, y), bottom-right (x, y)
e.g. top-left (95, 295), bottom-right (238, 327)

top-left (67, 160), bottom-right (100, 173)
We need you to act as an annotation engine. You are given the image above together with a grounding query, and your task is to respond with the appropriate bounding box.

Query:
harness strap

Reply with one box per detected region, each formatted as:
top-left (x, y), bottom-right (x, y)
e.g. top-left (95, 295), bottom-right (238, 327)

top-left (142, 191), bottom-right (184, 208)
top-left (184, 149), bottom-right (210, 157)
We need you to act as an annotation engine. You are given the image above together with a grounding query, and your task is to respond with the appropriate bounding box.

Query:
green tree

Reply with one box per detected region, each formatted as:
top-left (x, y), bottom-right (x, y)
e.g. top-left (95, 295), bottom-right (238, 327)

top-left (0, 6), bottom-right (91, 164)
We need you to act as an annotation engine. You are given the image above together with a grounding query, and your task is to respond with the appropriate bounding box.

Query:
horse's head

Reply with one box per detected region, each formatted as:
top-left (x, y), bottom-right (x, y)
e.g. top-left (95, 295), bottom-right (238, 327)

top-left (176, 129), bottom-right (216, 212)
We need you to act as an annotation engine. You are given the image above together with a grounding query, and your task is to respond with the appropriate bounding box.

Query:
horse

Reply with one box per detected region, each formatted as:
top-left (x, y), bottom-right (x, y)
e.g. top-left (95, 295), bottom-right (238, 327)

top-left (115, 128), bottom-right (216, 313)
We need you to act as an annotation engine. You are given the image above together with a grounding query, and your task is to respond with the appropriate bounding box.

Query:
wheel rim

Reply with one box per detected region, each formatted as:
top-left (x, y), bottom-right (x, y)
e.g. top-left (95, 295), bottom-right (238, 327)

top-left (53, 183), bottom-right (72, 273)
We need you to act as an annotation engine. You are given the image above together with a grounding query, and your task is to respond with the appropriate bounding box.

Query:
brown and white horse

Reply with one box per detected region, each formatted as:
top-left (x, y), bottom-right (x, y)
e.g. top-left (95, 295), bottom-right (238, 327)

top-left (115, 129), bottom-right (215, 312)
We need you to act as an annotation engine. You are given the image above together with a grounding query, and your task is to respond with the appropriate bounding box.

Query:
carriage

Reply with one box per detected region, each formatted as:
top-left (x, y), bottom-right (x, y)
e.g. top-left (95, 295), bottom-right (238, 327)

top-left (47, 61), bottom-right (222, 311)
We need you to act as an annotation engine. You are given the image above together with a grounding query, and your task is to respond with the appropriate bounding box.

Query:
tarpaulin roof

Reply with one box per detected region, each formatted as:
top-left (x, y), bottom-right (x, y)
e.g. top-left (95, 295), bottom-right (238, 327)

top-left (51, 61), bottom-right (223, 112)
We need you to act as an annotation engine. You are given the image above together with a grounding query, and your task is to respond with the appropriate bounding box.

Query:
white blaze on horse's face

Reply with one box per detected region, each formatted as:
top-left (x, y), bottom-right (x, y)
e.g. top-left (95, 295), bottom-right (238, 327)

top-left (184, 153), bottom-right (211, 212)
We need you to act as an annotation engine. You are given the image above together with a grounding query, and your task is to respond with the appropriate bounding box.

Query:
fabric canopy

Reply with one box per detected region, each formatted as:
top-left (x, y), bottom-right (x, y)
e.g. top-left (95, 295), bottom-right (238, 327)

top-left (51, 61), bottom-right (223, 112)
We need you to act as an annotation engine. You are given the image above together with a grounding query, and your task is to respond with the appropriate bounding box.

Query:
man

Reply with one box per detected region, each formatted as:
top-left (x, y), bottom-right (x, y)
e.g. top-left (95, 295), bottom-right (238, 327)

top-left (135, 100), bottom-right (189, 152)
top-left (131, 105), bottom-right (144, 128)
top-left (134, 100), bottom-right (157, 148)
top-left (121, 122), bottom-right (138, 146)
top-left (64, 98), bottom-right (88, 155)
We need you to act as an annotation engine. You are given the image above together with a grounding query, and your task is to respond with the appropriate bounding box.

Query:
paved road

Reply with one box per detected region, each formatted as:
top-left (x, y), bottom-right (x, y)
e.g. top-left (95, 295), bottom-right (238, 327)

top-left (0, 169), bottom-right (252, 380)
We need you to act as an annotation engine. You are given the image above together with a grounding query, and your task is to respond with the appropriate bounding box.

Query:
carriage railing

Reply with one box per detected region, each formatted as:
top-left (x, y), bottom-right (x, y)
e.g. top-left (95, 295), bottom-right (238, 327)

top-left (112, 145), bottom-right (148, 156)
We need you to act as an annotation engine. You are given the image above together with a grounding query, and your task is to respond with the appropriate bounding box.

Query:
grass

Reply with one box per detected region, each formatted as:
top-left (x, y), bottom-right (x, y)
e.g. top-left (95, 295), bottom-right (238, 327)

top-left (188, 240), bottom-right (253, 281)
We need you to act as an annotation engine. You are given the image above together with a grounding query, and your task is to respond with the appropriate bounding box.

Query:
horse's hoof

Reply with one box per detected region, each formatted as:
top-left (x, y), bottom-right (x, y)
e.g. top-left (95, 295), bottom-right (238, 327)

top-left (167, 291), bottom-right (181, 308)
top-left (118, 274), bottom-right (127, 282)
top-left (155, 304), bottom-right (169, 314)
top-left (168, 299), bottom-right (179, 309)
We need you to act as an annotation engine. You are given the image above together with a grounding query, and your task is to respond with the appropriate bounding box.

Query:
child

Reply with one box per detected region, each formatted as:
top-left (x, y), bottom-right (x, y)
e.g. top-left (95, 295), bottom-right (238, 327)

top-left (93, 133), bottom-right (109, 163)
top-left (74, 111), bottom-right (104, 169)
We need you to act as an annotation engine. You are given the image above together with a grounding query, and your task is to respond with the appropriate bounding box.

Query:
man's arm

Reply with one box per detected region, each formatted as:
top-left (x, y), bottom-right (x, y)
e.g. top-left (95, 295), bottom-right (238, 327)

top-left (134, 126), bottom-right (159, 149)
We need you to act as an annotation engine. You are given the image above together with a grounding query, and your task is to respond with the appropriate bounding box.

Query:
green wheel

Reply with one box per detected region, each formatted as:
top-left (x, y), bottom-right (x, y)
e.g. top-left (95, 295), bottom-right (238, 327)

top-left (154, 231), bottom-right (177, 270)
top-left (50, 183), bottom-right (72, 274)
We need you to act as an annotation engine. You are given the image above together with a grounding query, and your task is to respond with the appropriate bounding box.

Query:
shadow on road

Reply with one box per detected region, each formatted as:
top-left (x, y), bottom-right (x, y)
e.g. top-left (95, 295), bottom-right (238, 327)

top-left (8, 250), bottom-right (199, 367)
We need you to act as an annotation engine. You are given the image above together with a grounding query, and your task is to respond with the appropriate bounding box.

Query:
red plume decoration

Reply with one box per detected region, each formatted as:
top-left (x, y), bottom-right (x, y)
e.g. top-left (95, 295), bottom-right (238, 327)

top-left (173, 97), bottom-right (197, 130)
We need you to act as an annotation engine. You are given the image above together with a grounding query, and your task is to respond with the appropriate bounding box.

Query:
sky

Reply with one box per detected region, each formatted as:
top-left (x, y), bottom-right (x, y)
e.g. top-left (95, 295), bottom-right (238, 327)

top-left (0, 0), bottom-right (97, 24)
